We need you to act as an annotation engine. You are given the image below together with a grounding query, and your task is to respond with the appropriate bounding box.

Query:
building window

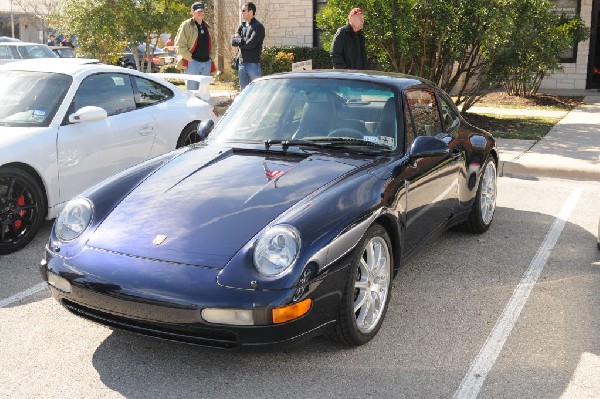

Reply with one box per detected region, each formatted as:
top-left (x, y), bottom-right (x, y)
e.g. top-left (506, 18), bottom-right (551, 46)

top-left (552, 0), bottom-right (581, 63)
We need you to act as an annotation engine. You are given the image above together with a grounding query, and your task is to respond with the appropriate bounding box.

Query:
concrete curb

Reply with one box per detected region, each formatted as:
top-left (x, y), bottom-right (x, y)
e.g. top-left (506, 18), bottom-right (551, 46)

top-left (500, 160), bottom-right (600, 181)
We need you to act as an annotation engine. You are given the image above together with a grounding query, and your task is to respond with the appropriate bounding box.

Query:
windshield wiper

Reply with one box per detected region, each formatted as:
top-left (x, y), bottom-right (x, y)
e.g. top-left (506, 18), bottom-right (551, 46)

top-left (264, 139), bottom-right (329, 151)
top-left (264, 138), bottom-right (390, 151)
top-left (307, 137), bottom-right (391, 149)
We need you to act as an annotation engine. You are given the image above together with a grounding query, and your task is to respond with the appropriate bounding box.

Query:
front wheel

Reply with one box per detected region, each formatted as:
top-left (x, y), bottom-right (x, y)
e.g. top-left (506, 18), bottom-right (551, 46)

top-left (0, 167), bottom-right (46, 254)
top-left (331, 223), bottom-right (393, 346)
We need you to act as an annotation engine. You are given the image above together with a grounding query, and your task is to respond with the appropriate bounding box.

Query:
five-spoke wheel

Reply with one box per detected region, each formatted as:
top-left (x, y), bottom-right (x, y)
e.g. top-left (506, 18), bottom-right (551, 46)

top-left (0, 167), bottom-right (45, 254)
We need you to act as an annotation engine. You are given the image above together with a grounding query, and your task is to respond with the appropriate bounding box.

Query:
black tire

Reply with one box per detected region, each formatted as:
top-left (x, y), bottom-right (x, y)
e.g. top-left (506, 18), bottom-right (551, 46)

top-left (176, 122), bottom-right (201, 148)
top-left (457, 155), bottom-right (497, 233)
top-left (331, 223), bottom-right (393, 346)
top-left (0, 167), bottom-right (46, 254)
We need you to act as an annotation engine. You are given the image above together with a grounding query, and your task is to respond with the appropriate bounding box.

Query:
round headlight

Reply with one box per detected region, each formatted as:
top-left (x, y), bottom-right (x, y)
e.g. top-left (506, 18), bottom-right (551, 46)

top-left (55, 198), bottom-right (93, 242)
top-left (253, 225), bottom-right (301, 277)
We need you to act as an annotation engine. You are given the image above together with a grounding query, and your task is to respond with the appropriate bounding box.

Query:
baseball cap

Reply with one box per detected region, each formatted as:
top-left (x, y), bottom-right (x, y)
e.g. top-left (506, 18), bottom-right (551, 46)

top-left (348, 8), bottom-right (363, 17)
top-left (191, 2), bottom-right (204, 11)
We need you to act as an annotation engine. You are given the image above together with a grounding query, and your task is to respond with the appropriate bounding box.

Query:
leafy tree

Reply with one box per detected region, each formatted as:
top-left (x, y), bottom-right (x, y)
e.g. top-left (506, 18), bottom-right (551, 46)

top-left (317, 0), bottom-right (587, 109)
top-left (487, 0), bottom-right (588, 96)
top-left (53, 0), bottom-right (191, 71)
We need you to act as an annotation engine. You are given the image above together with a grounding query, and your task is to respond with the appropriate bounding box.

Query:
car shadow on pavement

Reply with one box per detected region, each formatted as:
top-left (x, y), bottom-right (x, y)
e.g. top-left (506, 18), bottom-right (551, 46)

top-left (86, 207), bottom-right (600, 399)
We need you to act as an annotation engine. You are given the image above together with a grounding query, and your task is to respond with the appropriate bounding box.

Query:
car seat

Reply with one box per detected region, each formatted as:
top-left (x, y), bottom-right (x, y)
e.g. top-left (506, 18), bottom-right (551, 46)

top-left (294, 98), bottom-right (336, 139)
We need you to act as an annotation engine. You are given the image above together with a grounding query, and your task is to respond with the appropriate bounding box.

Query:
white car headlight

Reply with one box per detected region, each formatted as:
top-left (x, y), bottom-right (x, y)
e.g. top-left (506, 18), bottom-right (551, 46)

top-left (55, 198), bottom-right (93, 242)
top-left (253, 225), bottom-right (301, 277)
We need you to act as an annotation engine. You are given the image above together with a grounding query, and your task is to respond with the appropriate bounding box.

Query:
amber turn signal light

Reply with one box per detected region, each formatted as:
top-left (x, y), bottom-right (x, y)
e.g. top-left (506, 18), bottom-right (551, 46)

top-left (272, 298), bottom-right (312, 324)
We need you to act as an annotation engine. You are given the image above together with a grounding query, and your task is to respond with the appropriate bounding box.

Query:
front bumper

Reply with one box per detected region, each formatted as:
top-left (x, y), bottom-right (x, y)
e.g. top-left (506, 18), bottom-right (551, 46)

top-left (41, 246), bottom-right (349, 349)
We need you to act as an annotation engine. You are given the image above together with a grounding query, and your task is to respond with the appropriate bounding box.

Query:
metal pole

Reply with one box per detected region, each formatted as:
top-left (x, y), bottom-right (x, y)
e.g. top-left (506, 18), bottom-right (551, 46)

top-left (10, 0), bottom-right (15, 38)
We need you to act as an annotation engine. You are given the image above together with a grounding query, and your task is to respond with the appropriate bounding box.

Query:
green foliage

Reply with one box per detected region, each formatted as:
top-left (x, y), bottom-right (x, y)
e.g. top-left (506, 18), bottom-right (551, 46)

top-left (487, 0), bottom-right (589, 95)
top-left (316, 0), bottom-right (588, 105)
top-left (54, 0), bottom-right (193, 70)
top-left (261, 46), bottom-right (331, 75)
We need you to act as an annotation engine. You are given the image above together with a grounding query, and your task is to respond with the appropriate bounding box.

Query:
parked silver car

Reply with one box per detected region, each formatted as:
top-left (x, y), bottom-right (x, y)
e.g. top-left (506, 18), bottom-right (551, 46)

top-left (0, 42), bottom-right (57, 65)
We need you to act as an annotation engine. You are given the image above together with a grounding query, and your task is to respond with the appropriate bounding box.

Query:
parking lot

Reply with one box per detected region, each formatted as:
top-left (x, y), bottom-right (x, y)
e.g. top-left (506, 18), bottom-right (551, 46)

top-left (1, 175), bottom-right (598, 398)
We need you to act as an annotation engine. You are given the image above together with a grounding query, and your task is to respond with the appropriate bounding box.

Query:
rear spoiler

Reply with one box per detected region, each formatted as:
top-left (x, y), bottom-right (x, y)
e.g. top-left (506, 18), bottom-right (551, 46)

top-left (151, 73), bottom-right (213, 102)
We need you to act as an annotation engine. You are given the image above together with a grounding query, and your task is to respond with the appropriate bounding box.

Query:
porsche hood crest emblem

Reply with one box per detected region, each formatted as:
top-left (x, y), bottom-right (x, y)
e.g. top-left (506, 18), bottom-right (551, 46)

top-left (152, 235), bottom-right (168, 246)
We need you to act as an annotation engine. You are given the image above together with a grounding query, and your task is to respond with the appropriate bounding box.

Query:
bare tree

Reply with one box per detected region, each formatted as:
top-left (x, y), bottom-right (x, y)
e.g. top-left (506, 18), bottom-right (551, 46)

top-left (12, 0), bottom-right (60, 41)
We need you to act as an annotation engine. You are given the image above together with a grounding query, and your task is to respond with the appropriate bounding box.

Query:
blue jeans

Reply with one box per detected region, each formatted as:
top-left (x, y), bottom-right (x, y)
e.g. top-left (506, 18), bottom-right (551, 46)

top-left (238, 62), bottom-right (261, 90)
top-left (185, 59), bottom-right (212, 90)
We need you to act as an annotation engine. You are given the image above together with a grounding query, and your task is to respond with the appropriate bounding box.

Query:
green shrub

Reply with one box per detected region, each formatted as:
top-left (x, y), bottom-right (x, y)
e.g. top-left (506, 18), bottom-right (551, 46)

top-left (159, 64), bottom-right (180, 74)
top-left (261, 46), bottom-right (331, 76)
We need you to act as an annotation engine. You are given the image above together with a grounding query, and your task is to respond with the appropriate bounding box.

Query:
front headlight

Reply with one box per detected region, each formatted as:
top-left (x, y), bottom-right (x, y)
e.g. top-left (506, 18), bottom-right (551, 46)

top-left (253, 225), bottom-right (301, 277)
top-left (55, 198), bottom-right (93, 242)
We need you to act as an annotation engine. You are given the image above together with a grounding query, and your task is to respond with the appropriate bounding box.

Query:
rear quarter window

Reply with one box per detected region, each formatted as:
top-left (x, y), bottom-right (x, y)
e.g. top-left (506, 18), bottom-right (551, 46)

top-left (132, 76), bottom-right (173, 107)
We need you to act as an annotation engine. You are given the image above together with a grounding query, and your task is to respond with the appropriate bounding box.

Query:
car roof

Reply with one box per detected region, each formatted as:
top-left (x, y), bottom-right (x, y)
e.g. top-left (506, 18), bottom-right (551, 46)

top-left (263, 70), bottom-right (434, 91)
top-left (0, 36), bottom-right (21, 42)
top-left (0, 58), bottom-right (121, 75)
top-left (0, 41), bottom-right (50, 46)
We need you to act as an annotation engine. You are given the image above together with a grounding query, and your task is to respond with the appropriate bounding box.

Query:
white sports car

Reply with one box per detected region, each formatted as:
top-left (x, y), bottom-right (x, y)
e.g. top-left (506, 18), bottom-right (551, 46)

top-left (0, 58), bottom-right (217, 254)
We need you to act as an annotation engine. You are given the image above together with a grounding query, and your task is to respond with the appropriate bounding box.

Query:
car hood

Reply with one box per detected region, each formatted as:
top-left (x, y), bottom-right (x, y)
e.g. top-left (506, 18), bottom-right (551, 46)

top-left (0, 126), bottom-right (51, 146)
top-left (87, 145), bottom-right (373, 268)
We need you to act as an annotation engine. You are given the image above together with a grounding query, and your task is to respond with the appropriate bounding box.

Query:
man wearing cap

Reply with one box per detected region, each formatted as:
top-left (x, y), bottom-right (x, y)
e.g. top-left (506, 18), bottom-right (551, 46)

top-left (330, 8), bottom-right (367, 70)
top-left (231, 2), bottom-right (265, 89)
top-left (175, 2), bottom-right (214, 90)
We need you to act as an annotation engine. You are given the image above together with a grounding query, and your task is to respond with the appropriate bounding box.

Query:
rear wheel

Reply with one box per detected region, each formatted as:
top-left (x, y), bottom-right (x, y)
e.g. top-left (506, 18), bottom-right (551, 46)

top-left (0, 167), bottom-right (46, 254)
top-left (457, 155), bottom-right (497, 233)
top-left (331, 223), bottom-right (393, 346)
top-left (176, 123), bottom-right (201, 148)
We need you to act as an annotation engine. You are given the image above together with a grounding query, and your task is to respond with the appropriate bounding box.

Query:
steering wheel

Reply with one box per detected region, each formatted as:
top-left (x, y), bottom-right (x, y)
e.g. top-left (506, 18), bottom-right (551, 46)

top-left (327, 128), bottom-right (365, 139)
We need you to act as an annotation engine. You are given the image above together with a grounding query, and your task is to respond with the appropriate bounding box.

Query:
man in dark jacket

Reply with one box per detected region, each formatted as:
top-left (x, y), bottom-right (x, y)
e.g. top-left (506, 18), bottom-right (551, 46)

top-left (330, 8), bottom-right (367, 70)
top-left (232, 2), bottom-right (265, 89)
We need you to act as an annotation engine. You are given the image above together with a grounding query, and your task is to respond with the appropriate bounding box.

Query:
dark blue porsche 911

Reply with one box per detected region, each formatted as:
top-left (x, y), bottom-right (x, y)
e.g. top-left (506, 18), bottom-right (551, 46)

top-left (41, 71), bottom-right (498, 349)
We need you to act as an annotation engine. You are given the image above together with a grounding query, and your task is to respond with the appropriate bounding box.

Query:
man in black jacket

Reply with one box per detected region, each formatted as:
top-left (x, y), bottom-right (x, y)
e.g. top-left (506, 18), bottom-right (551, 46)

top-left (330, 8), bottom-right (367, 70)
top-left (232, 2), bottom-right (265, 89)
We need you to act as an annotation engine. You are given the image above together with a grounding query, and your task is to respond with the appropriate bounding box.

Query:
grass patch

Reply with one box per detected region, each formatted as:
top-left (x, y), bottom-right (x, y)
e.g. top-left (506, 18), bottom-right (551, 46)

top-left (453, 93), bottom-right (583, 111)
top-left (463, 113), bottom-right (559, 140)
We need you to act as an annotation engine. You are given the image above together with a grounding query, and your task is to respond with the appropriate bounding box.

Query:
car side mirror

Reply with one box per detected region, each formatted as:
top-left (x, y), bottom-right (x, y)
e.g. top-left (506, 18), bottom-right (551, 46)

top-left (68, 106), bottom-right (108, 123)
top-left (408, 135), bottom-right (449, 160)
top-left (197, 119), bottom-right (215, 140)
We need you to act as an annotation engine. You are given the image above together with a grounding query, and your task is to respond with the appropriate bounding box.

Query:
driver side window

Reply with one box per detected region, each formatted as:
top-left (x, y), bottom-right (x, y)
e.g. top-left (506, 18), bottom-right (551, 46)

top-left (72, 73), bottom-right (136, 117)
top-left (405, 90), bottom-right (442, 137)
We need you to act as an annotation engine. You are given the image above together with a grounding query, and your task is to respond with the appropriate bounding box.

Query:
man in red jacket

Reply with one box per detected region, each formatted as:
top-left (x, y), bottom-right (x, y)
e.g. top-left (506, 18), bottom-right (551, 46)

top-left (175, 2), bottom-right (213, 90)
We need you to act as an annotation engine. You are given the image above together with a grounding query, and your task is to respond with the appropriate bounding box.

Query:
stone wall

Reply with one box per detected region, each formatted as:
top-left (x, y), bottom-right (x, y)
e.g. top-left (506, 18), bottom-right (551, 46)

top-left (213, 0), bottom-right (313, 71)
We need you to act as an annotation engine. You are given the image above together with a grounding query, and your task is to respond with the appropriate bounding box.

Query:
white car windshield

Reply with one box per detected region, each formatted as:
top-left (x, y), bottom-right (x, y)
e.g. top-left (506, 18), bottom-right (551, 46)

top-left (209, 77), bottom-right (399, 152)
top-left (0, 71), bottom-right (72, 127)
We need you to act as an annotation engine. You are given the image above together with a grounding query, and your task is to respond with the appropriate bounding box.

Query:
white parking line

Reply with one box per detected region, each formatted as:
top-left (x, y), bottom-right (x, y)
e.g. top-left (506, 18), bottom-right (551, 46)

top-left (453, 187), bottom-right (583, 399)
top-left (0, 282), bottom-right (48, 308)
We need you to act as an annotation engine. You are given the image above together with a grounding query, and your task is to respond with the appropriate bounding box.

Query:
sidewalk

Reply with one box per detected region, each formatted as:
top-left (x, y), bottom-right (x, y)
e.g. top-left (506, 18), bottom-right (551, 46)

top-left (495, 96), bottom-right (600, 181)
top-left (208, 88), bottom-right (237, 106)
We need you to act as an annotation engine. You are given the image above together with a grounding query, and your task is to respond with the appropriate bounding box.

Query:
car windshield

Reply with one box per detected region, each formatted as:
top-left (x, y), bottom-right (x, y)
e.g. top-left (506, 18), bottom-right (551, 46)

top-left (0, 71), bottom-right (72, 127)
top-left (15, 44), bottom-right (57, 59)
top-left (209, 77), bottom-right (400, 152)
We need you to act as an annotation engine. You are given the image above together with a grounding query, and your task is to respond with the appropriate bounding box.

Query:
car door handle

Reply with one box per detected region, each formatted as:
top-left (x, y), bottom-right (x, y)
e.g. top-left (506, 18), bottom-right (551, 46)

top-left (139, 123), bottom-right (154, 136)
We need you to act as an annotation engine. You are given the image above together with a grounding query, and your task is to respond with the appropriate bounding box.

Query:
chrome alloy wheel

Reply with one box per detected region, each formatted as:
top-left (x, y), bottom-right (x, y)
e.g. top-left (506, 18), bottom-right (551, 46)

top-left (480, 161), bottom-right (497, 226)
top-left (353, 236), bottom-right (391, 334)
